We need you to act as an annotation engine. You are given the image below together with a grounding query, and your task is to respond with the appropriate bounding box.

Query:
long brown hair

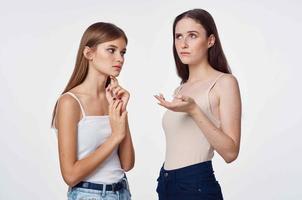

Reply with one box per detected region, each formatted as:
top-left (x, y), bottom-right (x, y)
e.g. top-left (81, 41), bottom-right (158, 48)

top-left (51, 22), bottom-right (127, 126)
top-left (173, 9), bottom-right (231, 84)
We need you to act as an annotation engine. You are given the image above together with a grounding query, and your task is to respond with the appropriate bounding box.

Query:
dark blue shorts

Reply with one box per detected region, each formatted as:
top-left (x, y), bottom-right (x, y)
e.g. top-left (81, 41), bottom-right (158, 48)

top-left (156, 161), bottom-right (223, 200)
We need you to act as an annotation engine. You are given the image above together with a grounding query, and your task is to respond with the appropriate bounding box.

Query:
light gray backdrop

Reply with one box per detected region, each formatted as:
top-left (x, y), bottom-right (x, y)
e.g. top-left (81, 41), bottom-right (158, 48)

top-left (1, 0), bottom-right (301, 199)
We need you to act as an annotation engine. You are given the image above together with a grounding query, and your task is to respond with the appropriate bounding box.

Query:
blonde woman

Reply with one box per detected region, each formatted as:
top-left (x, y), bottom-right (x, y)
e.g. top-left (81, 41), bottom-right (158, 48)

top-left (52, 22), bottom-right (134, 200)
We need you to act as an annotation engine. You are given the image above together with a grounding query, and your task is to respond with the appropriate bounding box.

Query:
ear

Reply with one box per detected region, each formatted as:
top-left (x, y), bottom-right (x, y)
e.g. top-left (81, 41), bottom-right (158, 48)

top-left (83, 46), bottom-right (95, 61)
top-left (208, 34), bottom-right (216, 48)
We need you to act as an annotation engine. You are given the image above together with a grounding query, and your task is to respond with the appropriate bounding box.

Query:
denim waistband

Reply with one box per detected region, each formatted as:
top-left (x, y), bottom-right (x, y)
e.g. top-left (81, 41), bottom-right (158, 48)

top-left (160, 161), bottom-right (215, 181)
top-left (73, 177), bottom-right (129, 192)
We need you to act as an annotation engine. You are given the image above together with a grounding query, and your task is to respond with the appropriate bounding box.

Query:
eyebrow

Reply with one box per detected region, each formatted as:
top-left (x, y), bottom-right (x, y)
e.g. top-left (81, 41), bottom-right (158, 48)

top-left (175, 30), bottom-right (199, 35)
top-left (107, 44), bottom-right (126, 51)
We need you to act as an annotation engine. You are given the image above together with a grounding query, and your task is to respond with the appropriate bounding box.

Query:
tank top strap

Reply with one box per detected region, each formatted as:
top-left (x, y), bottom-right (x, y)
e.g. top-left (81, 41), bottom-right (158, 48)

top-left (65, 92), bottom-right (86, 117)
top-left (173, 84), bottom-right (185, 97)
top-left (206, 73), bottom-right (225, 113)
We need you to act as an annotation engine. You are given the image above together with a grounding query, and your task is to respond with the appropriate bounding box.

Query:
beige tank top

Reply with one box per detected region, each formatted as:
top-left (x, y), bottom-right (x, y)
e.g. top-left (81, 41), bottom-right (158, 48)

top-left (162, 73), bottom-right (224, 170)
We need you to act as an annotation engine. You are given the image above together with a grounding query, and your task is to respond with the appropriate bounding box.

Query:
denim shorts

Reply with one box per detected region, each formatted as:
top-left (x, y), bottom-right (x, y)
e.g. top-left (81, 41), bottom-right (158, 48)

top-left (67, 177), bottom-right (131, 200)
top-left (156, 161), bottom-right (223, 200)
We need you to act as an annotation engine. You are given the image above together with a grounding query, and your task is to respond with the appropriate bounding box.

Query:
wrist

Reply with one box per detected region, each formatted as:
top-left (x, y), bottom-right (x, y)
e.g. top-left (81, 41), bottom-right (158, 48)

top-left (109, 134), bottom-right (124, 144)
top-left (188, 104), bottom-right (201, 117)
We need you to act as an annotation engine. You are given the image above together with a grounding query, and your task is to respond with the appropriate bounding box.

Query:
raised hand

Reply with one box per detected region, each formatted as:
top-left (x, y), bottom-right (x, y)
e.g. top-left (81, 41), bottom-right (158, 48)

top-left (108, 99), bottom-right (128, 142)
top-left (154, 93), bottom-right (198, 115)
top-left (106, 76), bottom-right (130, 112)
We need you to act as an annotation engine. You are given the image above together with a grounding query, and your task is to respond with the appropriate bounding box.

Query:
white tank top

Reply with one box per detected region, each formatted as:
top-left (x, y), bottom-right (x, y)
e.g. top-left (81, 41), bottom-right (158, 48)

top-left (162, 74), bottom-right (224, 170)
top-left (53, 92), bottom-right (124, 184)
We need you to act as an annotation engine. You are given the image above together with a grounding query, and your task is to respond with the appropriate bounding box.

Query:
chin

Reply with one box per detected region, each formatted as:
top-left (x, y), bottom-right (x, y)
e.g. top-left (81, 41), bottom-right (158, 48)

top-left (180, 58), bottom-right (201, 65)
top-left (111, 72), bottom-right (121, 77)
top-left (180, 58), bottom-right (193, 65)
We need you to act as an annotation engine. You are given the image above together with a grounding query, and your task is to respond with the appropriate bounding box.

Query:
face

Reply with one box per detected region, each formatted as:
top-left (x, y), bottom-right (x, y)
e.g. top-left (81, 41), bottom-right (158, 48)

top-left (89, 37), bottom-right (127, 77)
top-left (174, 17), bottom-right (214, 65)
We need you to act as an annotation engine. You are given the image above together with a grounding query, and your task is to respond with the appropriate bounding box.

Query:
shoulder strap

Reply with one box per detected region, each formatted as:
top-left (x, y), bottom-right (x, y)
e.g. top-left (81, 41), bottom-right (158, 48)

top-left (173, 84), bottom-right (185, 97)
top-left (206, 73), bottom-right (225, 113)
top-left (65, 92), bottom-right (86, 117)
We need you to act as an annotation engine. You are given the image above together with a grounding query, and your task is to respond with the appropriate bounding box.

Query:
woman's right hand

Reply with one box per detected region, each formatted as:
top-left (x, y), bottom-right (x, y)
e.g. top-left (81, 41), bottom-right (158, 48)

top-left (108, 99), bottom-right (128, 142)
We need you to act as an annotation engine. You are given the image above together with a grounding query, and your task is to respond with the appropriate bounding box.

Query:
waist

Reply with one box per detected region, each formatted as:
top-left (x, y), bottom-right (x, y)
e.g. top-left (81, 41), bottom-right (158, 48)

top-left (160, 161), bottom-right (216, 181)
top-left (73, 175), bottom-right (129, 192)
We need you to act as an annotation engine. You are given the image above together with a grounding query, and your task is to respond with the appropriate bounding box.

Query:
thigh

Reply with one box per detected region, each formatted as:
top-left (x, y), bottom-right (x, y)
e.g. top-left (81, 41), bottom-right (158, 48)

top-left (118, 188), bottom-right (131, 200)
top-left (68, 188), bottom-right (101, 200)
top-left (175, 178), bottom-right (223, 200)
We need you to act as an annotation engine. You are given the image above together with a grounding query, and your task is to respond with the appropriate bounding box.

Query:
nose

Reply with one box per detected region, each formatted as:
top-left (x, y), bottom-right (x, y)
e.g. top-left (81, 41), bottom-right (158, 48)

top-left (180, 37), bottom-right (189, 49)
top-left (116, 53), bottom-right (124, 64)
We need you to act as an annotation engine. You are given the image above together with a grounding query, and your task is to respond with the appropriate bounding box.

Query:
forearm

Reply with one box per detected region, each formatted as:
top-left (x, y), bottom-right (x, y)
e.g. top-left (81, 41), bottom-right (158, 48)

top-left (118, 117), bottom-right (135, 171)
top-left (62, 136), bottom-right (122, 186)
top-left (190, 107), bottom-right (239, 163)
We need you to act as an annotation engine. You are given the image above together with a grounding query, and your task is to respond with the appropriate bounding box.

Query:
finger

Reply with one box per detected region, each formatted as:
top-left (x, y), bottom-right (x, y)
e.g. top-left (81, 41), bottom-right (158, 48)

top-left (154, 94), bottom-right (163, 101)
top-left (154, 95), bottom-right (167, 104)
top-left (116, 88), bottom-right (126, 97)
top-left (122, 102), bottom-right (127, 112)
top-left (121, 110), bottom-right (128, 119)
top-left (159, 93), bottom-right (166, 100)
top-left (112, 101), bottom-right (122, 118)
top-left (154, 95), bottom-right (164, 102)
top-left (106, 86), bottom-right (114, 103)
top-left (154, 95), bottom-right (175, 109)
top-left (110, 76), bottom-right (119, 87)
top-left (113, 87), bottom-right (123, 97)
top-left (116, 100), bottom-right (123, 115)
top-left (112, 99), bottom-right (120, 109)
top-left (110, 100), bottom-right (119, 116)
top-left (109, 86), bottom-right (119, 99)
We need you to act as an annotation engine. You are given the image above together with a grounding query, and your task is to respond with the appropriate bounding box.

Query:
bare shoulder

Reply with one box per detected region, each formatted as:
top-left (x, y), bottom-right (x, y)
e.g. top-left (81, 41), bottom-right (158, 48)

top-left (217, 73), bottom-right (239, 90)
top-left (57, 94), bottom-right (81, 118)
top-left (58, 94), bottom-right (77, 108)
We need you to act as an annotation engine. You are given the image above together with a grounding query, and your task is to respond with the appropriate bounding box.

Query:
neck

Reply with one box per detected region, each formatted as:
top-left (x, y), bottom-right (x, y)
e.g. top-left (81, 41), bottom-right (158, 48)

top-left (187, 58), bottom-right (213, 83)
top-left (80, 66), bottom-right (108, 97)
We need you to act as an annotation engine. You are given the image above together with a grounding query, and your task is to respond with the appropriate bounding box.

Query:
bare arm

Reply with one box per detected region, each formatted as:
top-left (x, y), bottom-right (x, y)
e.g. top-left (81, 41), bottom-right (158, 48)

top-left (155, 74), bottom-right (241, 163)
top-left (118, 115), bottom-right (135, 171)
top-left (190, 75), bottom-right (241, 163)
top-left (56, 96), bottom-right (125, 187)
top-left (108, 76), bottom-right (135, 171)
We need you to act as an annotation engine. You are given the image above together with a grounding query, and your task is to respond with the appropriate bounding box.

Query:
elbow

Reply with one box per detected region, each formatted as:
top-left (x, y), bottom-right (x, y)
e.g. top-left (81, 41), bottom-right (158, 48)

top-left (224, 151), bottom-right (239, 164)
top-left (122, 160), bottom-right (135, 172)
top-left (62, 172), bottom-right (79, 187)
top-left (122, 163), bottom-right (134, 172)
top-left (123, 167), bottom-right (132, 172)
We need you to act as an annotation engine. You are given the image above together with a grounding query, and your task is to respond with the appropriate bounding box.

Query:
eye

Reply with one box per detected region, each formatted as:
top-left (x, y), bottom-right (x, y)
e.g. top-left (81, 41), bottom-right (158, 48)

top-left (189, 33), bottom-right (197, 39)
top-left (175, 34), bottom-right (183, 40)
top-left (107, 48), bottom-right (115, 54)
top-left (121, 51), bottom-right (126, 56)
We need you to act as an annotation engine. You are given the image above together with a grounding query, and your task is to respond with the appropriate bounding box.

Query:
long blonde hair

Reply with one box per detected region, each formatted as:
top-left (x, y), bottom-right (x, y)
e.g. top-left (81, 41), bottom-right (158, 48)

top-left (51, 22), bottom-right (128, 126)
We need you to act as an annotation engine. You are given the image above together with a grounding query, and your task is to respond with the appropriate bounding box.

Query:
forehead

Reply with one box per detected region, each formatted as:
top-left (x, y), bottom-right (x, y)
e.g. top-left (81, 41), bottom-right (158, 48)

top-left (175, 17), bottom-right (205, 34)
top-left (99, 37), bottom-right (127, 49)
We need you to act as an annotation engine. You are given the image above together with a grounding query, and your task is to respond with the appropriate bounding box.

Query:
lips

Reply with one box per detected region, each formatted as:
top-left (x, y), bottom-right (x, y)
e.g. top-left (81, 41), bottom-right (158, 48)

top-left (180, 52), bottom-right (190, 56)
top-left (113, 65), bottom-right (122, 70)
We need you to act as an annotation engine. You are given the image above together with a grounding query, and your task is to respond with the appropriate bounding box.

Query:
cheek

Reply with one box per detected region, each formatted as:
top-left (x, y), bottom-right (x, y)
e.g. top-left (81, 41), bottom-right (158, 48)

top-left (175, 41), bottom-right (182, 52)
top-left (93, 54), bottom-right (114, 72)
top-left (191, 41), bottom-right (208, 58)
top-left (95, 52), bottom-right (113, 65)
top-left (191, 40), bottom-right (208, 55)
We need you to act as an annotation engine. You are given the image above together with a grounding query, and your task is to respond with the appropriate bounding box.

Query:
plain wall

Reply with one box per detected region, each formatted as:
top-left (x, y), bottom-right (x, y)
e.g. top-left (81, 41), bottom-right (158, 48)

top-left (1, 0), bottom-right (301, 199)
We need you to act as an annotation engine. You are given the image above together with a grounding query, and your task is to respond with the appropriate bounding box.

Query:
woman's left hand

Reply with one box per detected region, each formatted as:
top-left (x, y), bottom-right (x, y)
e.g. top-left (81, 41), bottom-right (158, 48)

top-left (106, 76), bottom-right (130, 112)
top-left (154, 93), bottom-right (198, 115)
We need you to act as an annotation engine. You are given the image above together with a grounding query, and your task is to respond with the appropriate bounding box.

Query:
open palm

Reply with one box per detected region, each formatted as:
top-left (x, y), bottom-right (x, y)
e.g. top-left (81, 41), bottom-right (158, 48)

top-left (154, 93), bottom-right (197, 114)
